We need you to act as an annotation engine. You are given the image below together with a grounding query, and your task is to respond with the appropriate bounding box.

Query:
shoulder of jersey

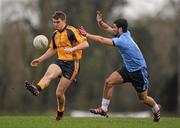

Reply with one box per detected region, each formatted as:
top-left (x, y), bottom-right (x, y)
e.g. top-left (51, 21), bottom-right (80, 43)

top-left (67, 25), bottom-right (77, 31)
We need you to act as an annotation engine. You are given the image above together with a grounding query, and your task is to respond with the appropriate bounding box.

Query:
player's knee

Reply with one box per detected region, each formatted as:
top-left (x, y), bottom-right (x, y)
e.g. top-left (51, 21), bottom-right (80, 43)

top-left (105, 78), bottom-right (113, 88)
top-left (138, 96), bottom-right (147, 103)
top-left (56, 89), bottom-right (64, 98)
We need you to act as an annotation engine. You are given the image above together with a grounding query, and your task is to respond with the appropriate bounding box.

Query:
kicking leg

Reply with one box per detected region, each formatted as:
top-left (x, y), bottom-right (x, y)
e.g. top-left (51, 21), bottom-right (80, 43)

top-left (25, 64), bottom-right (62, 96)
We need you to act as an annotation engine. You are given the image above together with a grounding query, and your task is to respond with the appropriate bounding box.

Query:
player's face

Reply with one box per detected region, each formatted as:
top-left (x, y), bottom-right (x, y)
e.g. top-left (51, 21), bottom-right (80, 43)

top-left (112, 24), bottom-right (123, 37)
top-left (112, 24), bottom-right (120, 36)
top-left (53, 18), bottom-right (66, 30)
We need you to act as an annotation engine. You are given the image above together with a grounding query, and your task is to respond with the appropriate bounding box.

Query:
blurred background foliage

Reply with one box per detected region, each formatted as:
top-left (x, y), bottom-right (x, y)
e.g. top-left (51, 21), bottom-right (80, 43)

top-left (0, 0), bottom-right (180, 115)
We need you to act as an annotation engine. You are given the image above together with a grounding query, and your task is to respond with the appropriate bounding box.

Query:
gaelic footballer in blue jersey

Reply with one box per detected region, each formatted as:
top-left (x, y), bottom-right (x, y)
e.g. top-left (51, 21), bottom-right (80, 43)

top-left (78, 10), bottom-right (161, 122)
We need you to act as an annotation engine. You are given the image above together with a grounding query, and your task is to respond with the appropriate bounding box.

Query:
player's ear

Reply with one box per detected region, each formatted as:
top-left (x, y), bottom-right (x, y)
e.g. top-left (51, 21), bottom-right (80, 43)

top-left (118, 27), bottom-right (123, 33)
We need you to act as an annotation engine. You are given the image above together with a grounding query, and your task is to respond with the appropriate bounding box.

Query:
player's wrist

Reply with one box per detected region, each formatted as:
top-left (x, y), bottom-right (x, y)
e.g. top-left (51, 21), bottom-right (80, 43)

top-left (98, 20), bottom-right (103, 23)
top-left (38, 58), bottom-right (43, 63)
top-left (71, 47), bottom-right (76, 52)
top-left (86, 33), bottom-right (90, 37)
top-left (98, 20), bottom-right (104, 26)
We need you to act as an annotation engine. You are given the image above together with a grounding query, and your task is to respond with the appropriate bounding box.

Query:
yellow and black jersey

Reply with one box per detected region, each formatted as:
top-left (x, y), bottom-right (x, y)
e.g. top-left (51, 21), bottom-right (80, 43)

top-left (49, 25), bottom-right (87, 61)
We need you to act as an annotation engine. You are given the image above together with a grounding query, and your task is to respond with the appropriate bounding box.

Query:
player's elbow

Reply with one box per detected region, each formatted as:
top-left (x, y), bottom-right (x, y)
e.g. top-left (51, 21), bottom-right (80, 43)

top-left (84, 41), bottom-right (89, 48)
top-left (97, 37), bottom-right (105, 44)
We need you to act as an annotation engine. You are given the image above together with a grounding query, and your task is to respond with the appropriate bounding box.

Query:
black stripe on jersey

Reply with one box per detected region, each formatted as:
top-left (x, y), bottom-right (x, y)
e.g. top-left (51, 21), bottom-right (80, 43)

top-left (66, 29), bottom-right (77, 46)
top-left (52, 31), bottom-right (57, 49)
top-left (112, 40), bottom-right (116, 47)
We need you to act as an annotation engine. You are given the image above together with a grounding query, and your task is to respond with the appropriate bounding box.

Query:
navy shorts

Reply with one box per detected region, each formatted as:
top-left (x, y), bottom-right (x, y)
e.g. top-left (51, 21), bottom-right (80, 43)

top-left (54, 60), bottom-right (80, 81)
top-left (117, 67), bottom-right (149, 92)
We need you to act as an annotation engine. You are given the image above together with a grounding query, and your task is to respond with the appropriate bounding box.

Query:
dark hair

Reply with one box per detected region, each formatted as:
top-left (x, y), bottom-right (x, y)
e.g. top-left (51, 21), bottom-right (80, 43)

top-left (113, 18), bottom-right (128, 32)
top-left (52, 11), bottom-right (66, 20)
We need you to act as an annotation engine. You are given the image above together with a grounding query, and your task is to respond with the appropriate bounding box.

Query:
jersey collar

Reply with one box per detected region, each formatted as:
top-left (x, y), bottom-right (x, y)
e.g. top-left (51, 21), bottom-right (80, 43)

top-left (58, 25), bottom-right (67, 33)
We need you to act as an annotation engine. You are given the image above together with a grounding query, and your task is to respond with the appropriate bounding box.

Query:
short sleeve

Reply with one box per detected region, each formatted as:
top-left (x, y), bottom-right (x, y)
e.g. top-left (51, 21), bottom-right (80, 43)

top-left (49, 30), bottom-right (57, 49)
top-left (49, 40), bottom-right (54, 49)
top-left (112, 37), bottom-right (123, 47)
top-left (69, 27), bottom-right (87, 44)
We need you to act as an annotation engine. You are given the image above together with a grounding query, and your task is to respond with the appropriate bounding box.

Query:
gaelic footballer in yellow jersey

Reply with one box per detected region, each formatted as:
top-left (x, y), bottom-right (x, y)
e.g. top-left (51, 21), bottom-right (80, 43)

top-left (49, 25), bottom-right (87, 61)
top-left (25, 11), bottom-right (89, 121)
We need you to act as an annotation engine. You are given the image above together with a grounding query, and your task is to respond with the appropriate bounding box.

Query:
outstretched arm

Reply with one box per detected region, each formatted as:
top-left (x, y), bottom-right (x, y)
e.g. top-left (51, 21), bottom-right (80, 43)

top-left (87, 33), bottom-right (113, 46)
top-left (78, 26), bottom-right (113, 46)
top-left (96, 11), bottom-right (115, 35)
top-left (31, 48), bottom-right (56, 67)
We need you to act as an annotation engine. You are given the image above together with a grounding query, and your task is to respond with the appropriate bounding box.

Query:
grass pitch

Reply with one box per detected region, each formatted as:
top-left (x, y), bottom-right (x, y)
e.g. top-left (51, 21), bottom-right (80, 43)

top-left (0, 116), bottom-right (180, 128)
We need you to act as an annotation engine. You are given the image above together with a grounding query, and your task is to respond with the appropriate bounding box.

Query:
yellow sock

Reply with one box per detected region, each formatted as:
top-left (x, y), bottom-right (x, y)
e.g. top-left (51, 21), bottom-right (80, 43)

top-left (37, 82), bottom-right (46, 90)
top-left (58, 107), bottom-right (64, 112)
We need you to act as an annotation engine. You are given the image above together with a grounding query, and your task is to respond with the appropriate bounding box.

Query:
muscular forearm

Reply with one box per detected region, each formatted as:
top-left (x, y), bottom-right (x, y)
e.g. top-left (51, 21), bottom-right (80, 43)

top-left (73, 41), bottom-right (89, 51)
top-left (38, 48), bottom-right (56, 62)
top-left (98, 20), bottom-right (110, 30)
top-left (86, 33), bottom-right (113, 46)
top-left (98, 21), bottom-right (115, 34)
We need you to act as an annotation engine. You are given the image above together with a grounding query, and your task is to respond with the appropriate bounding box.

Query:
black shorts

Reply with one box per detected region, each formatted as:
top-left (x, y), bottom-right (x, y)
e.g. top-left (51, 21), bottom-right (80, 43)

top-left (54, 60), bottom-right (80, 81)
top-left (117, 67), bottom-right (149, 92)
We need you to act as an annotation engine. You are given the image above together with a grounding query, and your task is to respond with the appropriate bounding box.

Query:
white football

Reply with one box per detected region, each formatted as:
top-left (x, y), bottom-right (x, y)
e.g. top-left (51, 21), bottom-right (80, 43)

top-left (33, 35), bottom-right (49, 49)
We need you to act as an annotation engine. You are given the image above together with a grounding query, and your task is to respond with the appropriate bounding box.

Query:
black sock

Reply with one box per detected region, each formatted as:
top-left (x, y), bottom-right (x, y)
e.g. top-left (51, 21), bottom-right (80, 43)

top-left (57, 111), bottom-right (63, 117)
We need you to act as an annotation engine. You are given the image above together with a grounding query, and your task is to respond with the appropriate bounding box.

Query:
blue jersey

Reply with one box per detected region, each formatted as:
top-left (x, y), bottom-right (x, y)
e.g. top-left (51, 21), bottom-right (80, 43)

top-left (112, 31), bottom-right (147, 72)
